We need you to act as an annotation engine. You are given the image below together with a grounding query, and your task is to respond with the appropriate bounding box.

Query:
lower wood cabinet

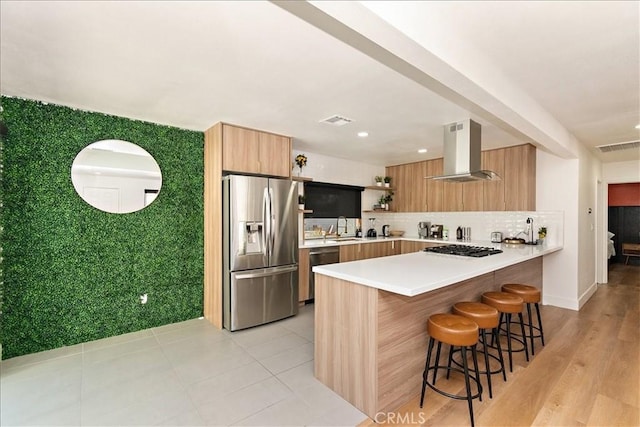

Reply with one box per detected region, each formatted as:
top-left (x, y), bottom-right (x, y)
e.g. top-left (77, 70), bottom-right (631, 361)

top-left (339, 241), bottom-right (400, 263)
top-left (399, 241), bottom-right (442, 254)
top-left (298, 248), bottom-right (310, 302)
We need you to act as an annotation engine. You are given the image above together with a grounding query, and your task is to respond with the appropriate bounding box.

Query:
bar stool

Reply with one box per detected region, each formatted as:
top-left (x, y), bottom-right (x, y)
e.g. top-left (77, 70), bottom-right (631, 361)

top-left (481, 291), bottom-right (529, 372)
top-left (501, 284), bottom-right (545, 355)
top-left (449, 302), bottom-right (506, 398)
top-left (420, 313), bottom-right (483, 427)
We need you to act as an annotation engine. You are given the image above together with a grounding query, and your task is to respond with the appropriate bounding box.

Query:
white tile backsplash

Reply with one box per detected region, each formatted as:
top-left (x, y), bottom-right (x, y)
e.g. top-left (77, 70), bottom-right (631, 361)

top-left (363, 211), bottom-right (564, 247)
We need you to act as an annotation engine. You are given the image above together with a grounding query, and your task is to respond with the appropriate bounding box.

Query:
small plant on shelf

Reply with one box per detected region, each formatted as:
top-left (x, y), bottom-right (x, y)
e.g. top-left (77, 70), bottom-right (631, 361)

top-left (375, 176), bottom-right (383, 186)
top-left (384, 176), bottom-right (391, 187)
top-left (298, 194), bottom-right (306, 209)
top-left (294, 154), bottom-right (307, 176)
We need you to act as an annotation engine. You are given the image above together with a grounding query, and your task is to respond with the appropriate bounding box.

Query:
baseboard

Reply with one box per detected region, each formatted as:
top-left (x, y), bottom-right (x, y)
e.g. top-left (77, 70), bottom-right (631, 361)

top-left (578, 281), bottom-right (598, 309)
top-left (542, 294), bottom-right (579, 311)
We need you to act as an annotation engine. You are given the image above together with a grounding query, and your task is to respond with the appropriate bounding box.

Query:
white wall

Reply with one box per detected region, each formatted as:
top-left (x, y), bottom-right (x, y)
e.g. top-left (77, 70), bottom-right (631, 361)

top-left (536, 149), bottom-right (580, 309)
top-left (293, 149), bottom-right (385, 210)
top-left (576, 144), bottom-right (601, 305)
top-left (602, 160), bottom-right (640, 183)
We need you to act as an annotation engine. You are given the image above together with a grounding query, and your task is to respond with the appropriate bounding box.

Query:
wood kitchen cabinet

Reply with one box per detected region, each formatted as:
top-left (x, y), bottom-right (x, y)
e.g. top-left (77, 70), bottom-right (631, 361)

top-left (482, 148), bottom-right (506, 210)
top-left (384, 144), bottom-right (535, 213)
top-left (298, 248), bottom-right (310, 302)
top-left (221, 123), bottom-right (292, 177)
top-left (340, 241), bottom-right (400, 262)
top-left (425, 159), bottom-right (444, 212)
top-left (387, 162), bottom-right (426, 212)
top-left (503, 144), bottom-right (536, 211)
top-left (400, 240), bottom-right (442, 254)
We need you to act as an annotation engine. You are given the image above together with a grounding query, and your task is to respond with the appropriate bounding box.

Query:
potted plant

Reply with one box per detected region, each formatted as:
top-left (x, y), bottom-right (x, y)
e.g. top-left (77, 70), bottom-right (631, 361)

top-left (298, 194), bottom-right (306, 210)
top-left (294, 154), bottom-right (307, 176)
top-left (384, 176), bottom-right (391, 187)
top-left (378, 195), bottom-right (387, 210)
top-left (538, 227), bottom-right (547, 243)
top-left (375, 176), bottom-right (383, 186)
top-left (383, 191), bottom-right (394, 210)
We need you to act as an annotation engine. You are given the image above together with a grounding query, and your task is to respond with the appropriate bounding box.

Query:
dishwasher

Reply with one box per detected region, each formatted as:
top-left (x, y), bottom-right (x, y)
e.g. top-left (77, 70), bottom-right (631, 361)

top-left (308, 246), bottom-right (340, 301)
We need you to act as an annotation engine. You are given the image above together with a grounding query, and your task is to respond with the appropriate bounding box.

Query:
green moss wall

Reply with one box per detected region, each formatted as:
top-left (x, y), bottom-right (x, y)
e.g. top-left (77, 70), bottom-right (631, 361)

top-left (0, 97), bottom-right (204, 359)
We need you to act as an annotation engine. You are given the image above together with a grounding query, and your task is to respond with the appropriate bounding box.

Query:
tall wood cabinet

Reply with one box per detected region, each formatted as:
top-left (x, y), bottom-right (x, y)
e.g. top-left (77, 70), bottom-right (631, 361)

top-left (204, 122), bottom-right (293, 329)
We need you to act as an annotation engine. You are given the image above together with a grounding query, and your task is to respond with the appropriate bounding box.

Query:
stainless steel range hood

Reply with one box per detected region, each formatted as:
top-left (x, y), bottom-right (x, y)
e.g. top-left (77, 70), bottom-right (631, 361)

top-left (427, 119), bottom-right (500, 182)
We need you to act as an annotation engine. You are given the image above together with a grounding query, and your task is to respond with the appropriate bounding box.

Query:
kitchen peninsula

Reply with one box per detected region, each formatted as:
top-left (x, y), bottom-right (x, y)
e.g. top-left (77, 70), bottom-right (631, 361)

top-left (312, 239), bottom-right (561, 418)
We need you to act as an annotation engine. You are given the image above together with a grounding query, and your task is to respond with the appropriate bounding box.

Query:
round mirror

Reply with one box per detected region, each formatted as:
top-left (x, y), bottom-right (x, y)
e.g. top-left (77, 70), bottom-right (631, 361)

top-left (71, 139), bottom-right (162, 214)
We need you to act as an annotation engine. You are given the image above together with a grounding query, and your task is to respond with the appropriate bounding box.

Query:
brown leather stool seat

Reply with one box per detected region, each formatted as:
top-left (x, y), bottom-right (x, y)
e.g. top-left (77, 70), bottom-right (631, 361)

top-left (502, 284), bottom-right (545, 355)
top-left (420, 313), bottom-right (483, 427)
top-left (451, 302), bottom-right (506, 398)
top-left (481, 292), bottom-right (529, 372)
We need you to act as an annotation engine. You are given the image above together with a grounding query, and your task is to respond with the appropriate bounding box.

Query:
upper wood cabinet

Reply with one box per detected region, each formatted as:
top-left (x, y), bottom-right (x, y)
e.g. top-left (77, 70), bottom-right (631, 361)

top-left (387, 162), bottom-right (426, 212)
top-left (220, 123), bottom-right (292, 177)
top-left (482, 149), bottom-right (506, 210)
top-left (384, 144), bottom-right (535, 212)
top-left (503, 144), bottom-right (536, 211)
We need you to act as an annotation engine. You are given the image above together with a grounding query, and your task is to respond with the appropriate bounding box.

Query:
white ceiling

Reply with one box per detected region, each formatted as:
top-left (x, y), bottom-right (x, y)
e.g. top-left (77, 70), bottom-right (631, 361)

top-left (1, 1), bottom-right (638, 166)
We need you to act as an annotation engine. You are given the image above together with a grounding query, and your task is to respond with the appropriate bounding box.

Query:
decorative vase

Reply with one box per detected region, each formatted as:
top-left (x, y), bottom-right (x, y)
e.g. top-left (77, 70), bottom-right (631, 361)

top-left (298, 204), bottom-right (305, 210)
top-left (376, 182), bottom-right (382, 186)
top-left (384, 183), bottom-right (390, 188)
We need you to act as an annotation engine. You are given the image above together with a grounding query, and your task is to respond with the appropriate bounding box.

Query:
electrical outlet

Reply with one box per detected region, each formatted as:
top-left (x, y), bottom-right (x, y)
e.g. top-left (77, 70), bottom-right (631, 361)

top-left (139, 293), bottom-right (148, 304)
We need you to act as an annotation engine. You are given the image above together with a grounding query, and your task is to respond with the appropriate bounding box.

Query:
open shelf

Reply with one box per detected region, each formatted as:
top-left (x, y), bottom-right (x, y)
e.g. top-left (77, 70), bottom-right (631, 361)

top-left (365, 185), bottom-right (394, 191)
top-left (299, 209), bottom-right (313, 213)
top-left (292, 176), bottom-right (313, 182)
top-left (363, 209), bottom-right (394, 213)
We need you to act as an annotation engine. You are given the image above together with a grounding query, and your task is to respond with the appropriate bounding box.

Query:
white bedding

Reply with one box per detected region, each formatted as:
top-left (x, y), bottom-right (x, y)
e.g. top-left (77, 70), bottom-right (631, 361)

top-left (608, 231), bottom-right (616, 259)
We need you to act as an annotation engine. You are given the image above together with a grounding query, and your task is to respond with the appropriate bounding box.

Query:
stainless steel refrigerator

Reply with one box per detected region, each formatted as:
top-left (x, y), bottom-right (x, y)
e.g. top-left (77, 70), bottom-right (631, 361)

top-left (223, 175), bottom-right (299, 331)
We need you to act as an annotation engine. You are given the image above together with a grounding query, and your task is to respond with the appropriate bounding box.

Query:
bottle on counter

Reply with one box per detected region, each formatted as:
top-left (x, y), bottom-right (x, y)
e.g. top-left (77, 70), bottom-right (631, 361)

top-left (456, 226), bottom-right (463, 241)
top-left (443, 227), bottom-right (449, 240)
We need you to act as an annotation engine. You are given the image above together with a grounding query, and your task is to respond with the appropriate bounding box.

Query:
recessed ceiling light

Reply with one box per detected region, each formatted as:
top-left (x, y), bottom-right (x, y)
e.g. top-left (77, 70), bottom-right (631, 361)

top-left (418, 148), bottom-right (428, 153)
top-left (357, 131), bottom-right (369, 137)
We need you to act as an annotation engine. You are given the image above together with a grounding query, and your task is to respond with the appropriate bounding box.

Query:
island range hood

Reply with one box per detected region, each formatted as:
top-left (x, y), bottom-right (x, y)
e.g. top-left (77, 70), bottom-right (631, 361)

top-left (427, 119), bottom-right (500, 182)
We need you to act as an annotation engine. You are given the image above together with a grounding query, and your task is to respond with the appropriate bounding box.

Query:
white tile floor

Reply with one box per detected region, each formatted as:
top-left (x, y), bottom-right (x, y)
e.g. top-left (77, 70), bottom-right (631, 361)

top-left (0, 305), bottom-right (367, 426)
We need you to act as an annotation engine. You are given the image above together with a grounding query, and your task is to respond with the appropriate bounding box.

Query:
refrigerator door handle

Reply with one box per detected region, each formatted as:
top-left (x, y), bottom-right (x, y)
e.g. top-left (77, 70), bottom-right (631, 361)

top-left (234, 265), bottom-right (298, 280)
top-left (263, 186), bottom-right (270, 261)
top-left (268, 186), bottom-right (275, 257)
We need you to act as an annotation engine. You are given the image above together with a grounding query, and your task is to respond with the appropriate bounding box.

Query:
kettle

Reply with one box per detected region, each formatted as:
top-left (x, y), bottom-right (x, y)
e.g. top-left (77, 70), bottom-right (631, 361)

top-left (382, 225), bottom-right (390, 237)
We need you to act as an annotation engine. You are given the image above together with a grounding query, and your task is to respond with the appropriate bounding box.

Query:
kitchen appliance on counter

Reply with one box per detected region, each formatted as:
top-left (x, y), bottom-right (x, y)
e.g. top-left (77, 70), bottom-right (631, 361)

top-left (382, 224), bottom-right (390, 237)
top-left (418, 221), bottom-right (431, 239)
top-left (424, 245), bottom-right (503, 258)
top-left (491, 232), bottom-right (503, 243)
top-left (367, 218), bottom-right (377, 237)
top-left (223, 175), bottom-right (298, 331)
top-left (430, 224), bottom-right (444, 239)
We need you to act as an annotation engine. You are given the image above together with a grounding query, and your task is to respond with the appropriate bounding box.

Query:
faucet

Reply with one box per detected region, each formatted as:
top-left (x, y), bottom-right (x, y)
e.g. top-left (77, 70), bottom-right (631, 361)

top-left (526, 217), bottom-right (534, 243)
top-left (337, 216), bottom-right (347, 236)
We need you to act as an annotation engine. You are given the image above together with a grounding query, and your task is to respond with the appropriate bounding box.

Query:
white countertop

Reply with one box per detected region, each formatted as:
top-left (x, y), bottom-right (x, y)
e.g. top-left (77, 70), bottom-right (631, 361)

top-left (300, 236), bottom-right (449, 249)
top-left (312, 240), bottom-right (562, 297)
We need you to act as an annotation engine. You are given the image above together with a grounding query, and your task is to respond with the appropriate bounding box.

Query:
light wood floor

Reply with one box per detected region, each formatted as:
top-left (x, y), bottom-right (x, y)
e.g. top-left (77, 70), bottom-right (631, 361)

top-left (358, 263), bottom-right (640, 426)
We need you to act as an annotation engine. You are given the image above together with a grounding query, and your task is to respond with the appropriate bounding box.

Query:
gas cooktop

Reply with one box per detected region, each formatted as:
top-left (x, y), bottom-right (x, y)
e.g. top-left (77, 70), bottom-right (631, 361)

top-left (423, 244), bottom-right (503, 258)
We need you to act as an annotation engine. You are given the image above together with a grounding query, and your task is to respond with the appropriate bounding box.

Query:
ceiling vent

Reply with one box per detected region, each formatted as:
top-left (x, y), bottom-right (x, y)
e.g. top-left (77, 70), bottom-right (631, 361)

top-left (320, 115), bottom-right (353, 126)
top-left (596, 140), bottom-right (640, 153)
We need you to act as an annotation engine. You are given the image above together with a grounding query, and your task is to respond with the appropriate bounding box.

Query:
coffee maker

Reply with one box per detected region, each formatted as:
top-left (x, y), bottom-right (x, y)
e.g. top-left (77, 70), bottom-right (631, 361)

top-left (418, 221), bottom-right (431, 239)
top-left (430, 224), bottom-right (444, 239)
